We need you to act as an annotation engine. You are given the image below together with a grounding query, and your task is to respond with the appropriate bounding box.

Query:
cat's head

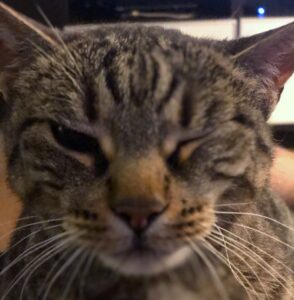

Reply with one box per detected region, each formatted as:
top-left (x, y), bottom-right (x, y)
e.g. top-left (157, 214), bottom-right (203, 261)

top-left (0, 3), bottom-right (294, 276)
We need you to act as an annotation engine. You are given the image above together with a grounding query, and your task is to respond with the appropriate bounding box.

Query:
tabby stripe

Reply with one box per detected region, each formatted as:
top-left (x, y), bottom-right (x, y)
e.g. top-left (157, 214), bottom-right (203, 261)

top-left (204, 101), bottom-right (217, 122)
top-left (103, 48), bottom-right (122, 104)
top-left (136, 53), bottom-right (149, 104)
top-left (31, 164), bottom-right (63, 179)
top-left (213, 174), bottom-right (256, 198)
top-left (232, 113), bottom-right (271, 155)
top-left (8, 143), bottom-right (20, 170)
top-left (232, 113), bottom-right (256, 129)
top-left (0, 94), bottom-right (8, 123)
top-left (156, 75), bottom-right (178, 113)
top-left (216, 178), bottom-right (255, 231)
top-left (150, 55), bottom-right (159, 97)
top-left (128, 55), bottom-right (135, 103)
top-left (34, 180), bottom-right (64, 191)
top-left (130, 53), bottom-right (149, 105)
top-left (256, 137), bottom-right (271, 155)
top-left (83, 79), bottom-right (98, 122)
top-left (105, 70), bottom-right (122, 104)
top-left (180, 90), bottom-right (194, 127)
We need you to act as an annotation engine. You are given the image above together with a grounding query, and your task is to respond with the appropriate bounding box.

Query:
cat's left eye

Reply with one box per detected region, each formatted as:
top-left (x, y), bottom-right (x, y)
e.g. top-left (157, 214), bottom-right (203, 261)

top-left (50, 122), bottom-right (109, 174)
top-left (50, 122), bottom-right (97, 153)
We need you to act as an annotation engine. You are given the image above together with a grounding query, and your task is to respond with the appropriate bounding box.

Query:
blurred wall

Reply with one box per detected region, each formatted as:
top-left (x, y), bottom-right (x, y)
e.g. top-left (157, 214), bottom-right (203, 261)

top-left (0, 135), bottom-right (22, 251)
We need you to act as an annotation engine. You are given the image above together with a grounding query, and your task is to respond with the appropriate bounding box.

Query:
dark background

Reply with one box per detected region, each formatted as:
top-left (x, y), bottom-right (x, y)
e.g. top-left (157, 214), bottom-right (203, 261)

top-left (4, 0), bottom-right (294, 26)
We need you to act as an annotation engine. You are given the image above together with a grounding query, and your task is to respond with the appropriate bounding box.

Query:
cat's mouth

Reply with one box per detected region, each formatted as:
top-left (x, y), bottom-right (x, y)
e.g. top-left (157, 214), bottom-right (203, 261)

top-left (99, 240), bottom-right (192, 276)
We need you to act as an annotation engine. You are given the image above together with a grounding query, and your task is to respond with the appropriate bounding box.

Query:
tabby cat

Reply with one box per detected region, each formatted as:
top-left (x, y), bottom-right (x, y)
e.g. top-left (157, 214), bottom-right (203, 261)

top-left (0, 2), bottom-right (294, 299)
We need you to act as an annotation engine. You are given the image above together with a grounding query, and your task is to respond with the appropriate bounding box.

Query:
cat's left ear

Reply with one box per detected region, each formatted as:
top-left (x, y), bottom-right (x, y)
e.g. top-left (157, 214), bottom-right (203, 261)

top-left (225, 22), bottom-right (294, 117)
top-left (0, 2), bottom-right (59, 96)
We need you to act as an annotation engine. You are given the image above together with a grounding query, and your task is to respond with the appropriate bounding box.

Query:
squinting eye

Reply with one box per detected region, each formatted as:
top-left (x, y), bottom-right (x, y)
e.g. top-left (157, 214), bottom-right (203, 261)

top-left (50, 122), bottom-right (109, 175)
top-left (50, 122), bottom-right (97, 153)
top-left (163, 129), bottom-right (210, 170)
top-left (166, 141), bottom-right (200, 170)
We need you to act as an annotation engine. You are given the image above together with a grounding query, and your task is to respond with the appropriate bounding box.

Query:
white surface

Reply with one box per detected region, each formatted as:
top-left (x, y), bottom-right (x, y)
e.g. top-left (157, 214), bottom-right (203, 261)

top-left (152, 19), bottom-right (236, 39)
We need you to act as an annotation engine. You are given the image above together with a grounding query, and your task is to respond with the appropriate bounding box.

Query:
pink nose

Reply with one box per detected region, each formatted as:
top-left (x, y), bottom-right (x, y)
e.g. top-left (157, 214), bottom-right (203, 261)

top-left (112, 198), bottom-right (165, 234)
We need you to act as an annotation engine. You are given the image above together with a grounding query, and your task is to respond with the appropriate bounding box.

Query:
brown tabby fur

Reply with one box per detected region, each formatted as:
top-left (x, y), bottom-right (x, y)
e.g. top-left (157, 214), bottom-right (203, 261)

top-left (0, 2), bottom-right (294, 299)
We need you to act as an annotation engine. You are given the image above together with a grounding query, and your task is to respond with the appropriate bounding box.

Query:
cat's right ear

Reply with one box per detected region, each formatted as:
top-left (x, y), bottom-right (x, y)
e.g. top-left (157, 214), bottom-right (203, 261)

top-left (224, 22), bottom-right (294, 118)
top-left (0, 2), bottom-right (59, 96)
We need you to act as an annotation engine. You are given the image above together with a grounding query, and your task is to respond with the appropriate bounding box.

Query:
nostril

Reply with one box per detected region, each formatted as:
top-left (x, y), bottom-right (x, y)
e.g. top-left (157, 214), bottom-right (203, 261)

top-left (148, 212), bottom-right (161, 224)
top-left (118, 212), bottom-right (132, 225)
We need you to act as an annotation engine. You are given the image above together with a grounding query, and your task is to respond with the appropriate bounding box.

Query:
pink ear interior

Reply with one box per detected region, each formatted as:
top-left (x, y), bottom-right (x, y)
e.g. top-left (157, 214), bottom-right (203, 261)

top-left (276, 70), bottom-right (294, 89)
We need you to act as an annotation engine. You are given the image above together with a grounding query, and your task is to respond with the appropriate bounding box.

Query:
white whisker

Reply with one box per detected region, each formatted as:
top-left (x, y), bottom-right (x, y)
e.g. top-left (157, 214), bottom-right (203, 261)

top-left (78, 250), bottom-right (96, 299)
top-left (37, 246), bottom-right (75, 297)
top-left (28, 40), bottom-right (84, 95)
top-left (61, 249), bottom-right (89, 300)
top-left (0, 230), bottom-right (67, 276)
top-left (213, 225), bottom-right (256, 298)
top-left (185, 237), bottom-right (229, 300)
top-left (36, 6), bottom-right (83, 77)
top-left (0, 234), bottom-right (77, 300)
top-left (19, 243), bottom-right (76, 300)
top-left (201, 239), bottom-right (255, 300)
top-left (209, 229), bottom-right (293, 297)
top-left (218, 219), bottom-right (294, 252)
top-left (215, 210), bottom-right (294, 233)
top-left (0, 216), bottom-right (39, 227)
top-left (42, 247), bottom-right (85, 300)
top-left (216, 224), bottom-right (294, 275)
top-left (209, 231), bottom-right (271, 299)
top-left (215, 202), bottom-right (253, 207)
top-left (0, 218), bottom-right (63, 249)
top-left (0, 224), bottom-right (61, 259)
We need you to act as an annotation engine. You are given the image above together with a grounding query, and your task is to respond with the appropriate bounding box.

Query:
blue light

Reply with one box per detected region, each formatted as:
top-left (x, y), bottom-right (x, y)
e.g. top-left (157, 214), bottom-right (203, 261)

top-left (257, 6), bottom-right (266, 16)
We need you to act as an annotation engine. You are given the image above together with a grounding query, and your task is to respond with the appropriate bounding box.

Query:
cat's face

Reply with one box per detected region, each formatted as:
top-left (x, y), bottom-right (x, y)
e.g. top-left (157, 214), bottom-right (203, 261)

top-left (3, 31), bottom-right (264, 276)
top-left (0, 4), bottom-right (293, 278)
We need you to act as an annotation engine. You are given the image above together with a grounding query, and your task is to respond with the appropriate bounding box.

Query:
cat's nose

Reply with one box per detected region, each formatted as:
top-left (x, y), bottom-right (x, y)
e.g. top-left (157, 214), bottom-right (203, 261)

top-left (111, 198), bottom-right (166, 234)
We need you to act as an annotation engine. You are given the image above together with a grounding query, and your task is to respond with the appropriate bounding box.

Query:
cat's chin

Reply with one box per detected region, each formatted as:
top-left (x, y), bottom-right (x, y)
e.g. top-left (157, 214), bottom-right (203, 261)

top-left (99, 246), bottom-right (192, 276)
